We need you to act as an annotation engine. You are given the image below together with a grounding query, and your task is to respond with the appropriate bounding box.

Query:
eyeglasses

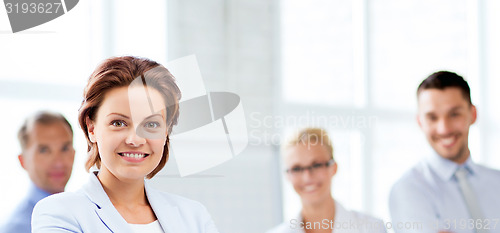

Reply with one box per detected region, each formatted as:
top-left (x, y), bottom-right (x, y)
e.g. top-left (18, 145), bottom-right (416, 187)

top-left (286, 159), bottom-right (335, 176)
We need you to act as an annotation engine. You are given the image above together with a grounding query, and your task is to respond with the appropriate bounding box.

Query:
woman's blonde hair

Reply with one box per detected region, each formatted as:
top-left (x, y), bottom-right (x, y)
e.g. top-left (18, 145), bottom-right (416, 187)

top-left (282, 127), bottom-right (334, 160)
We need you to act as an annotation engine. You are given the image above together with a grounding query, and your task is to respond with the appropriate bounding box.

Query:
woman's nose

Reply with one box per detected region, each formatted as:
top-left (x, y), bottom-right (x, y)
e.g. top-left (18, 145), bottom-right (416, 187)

top-left (125, 128), bottom-right (146, 147)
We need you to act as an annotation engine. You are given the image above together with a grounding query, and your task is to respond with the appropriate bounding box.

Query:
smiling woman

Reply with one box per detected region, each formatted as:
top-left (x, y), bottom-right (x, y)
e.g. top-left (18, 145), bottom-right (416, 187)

top-left (31, 56), bottom-right (220, 233)
top-left (266, 128), bottom-right (386, 233)
top-left (86, 86), bottom-right (168, 183)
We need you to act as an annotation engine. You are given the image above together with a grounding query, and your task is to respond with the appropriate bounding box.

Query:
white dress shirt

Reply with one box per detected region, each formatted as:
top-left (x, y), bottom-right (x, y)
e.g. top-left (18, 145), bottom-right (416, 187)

top-left (389, 154), bottom-right (500, 233)
top-left (266, 201), bottom-right (387, 233)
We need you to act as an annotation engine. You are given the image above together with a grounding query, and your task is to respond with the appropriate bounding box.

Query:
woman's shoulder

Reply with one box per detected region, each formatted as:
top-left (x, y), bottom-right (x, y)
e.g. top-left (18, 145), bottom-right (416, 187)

top-left (37, 189), bottom-right (89, 208)
top-left (36, 189), bottom-right (85, 207)
top-left (150, 188), bottom-right (208, 210)
top-left (32, 190), bottom-right (89, 232)
top-left (33, 189), bottom-right (91, 216)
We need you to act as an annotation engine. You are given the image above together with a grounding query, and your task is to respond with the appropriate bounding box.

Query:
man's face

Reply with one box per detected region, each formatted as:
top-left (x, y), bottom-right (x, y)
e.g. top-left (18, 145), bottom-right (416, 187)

top-left (19, 121), bottom-right (75, 194)
top-left (417, 87), bottom-right (476, 164)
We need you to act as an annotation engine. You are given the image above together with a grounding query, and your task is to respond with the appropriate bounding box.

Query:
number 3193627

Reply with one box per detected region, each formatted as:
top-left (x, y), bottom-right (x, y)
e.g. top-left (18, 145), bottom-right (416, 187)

top-left (5, 2), bottom-right (63, 14)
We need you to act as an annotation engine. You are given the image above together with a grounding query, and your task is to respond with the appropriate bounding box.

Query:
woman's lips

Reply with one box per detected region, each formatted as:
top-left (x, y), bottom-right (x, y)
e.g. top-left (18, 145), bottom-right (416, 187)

top-left (302, 184), bottom-right (320, 193)
top-left (118, 152), bottom-right (150, 163)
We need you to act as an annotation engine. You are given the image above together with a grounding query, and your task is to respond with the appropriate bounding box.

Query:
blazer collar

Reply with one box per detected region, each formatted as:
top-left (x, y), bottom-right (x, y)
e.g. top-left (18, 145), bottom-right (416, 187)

top-left (144, 180), bottom-right (186, 232)
top-left (82, 172), bottom-right (185, 233)
top-left (297, 200), bottom-right (349, 221)
top-left (82, 172), bottom-right (132, 233)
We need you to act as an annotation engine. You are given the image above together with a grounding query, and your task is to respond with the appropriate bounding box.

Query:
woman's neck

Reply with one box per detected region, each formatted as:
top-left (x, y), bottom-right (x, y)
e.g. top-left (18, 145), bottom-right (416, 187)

top-left (97, 169), bottom-right (147, 206)
top-left (302, 196), bottom-right (336, 223)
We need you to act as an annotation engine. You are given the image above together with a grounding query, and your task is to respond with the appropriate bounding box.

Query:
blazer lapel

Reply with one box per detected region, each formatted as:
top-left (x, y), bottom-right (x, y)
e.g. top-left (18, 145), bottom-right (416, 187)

top-left (82, 172), bottom-right (133, 233)
top-left (94, 207), bottom-right (132, 233)
top-left (145, 181), bottom-right (187, 233)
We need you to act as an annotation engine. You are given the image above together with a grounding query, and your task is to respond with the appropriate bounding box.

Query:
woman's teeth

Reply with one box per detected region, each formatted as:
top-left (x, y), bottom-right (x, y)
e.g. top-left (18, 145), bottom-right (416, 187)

top-left (120, 153), bottom-right (147, 158)
top-left (304, 184), bottom-right (318, 192)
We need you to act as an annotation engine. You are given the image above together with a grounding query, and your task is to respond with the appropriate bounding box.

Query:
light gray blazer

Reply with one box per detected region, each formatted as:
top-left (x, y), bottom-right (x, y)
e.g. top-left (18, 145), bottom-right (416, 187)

top-left (32, 172), bottom-right (219, 233)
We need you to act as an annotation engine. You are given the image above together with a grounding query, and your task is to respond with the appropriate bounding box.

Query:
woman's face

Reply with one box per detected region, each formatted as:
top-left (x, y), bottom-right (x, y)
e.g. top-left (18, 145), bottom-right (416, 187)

top-left (284, 143), bottom-right (337, 206)
top-left (88, 86), bottom-right (168, 181)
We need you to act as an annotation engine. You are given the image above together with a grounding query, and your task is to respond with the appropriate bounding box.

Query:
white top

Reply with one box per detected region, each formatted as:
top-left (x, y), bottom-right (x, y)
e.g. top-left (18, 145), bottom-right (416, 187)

top-left (266, 201), bottom-right (386, 233)
top-left (129, 220), bottom-right (164, 233)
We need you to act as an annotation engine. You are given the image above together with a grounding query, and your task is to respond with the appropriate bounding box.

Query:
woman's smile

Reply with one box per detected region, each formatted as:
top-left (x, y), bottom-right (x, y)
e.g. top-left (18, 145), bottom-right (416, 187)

top-left (118, 151), bottom-right (151, 163)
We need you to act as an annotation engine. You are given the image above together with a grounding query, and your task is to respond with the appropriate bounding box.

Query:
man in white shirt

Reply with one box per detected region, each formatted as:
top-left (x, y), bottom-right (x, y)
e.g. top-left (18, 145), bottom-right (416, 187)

top-left (389, 71), bottom-right (500, 233)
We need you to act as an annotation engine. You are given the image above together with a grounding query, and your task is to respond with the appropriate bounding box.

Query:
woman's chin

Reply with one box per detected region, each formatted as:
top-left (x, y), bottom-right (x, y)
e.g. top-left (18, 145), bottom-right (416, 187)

top-left (300, 191), bottom-right (330, 205)
top-left (115, 169), bottom-right (150, 181)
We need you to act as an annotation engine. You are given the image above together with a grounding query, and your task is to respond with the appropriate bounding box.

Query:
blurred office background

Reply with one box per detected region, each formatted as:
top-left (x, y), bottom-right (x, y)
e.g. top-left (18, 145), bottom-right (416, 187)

top-left (1, 0), bottom-right (499, 232)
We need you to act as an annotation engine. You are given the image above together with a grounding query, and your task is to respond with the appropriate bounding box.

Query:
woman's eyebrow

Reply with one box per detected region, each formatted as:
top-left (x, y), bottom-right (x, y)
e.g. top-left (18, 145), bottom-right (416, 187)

top-left (144, 113), bottom-right (163, 120)
top-left (106, 113), bottom-right (130, 119)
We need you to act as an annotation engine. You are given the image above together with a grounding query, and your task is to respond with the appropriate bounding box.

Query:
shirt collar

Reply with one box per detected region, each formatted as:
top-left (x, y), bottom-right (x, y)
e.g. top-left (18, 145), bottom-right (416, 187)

top-left (28, 183), bottom-right (51, 204)
top-left (462, 156), bottom-right (478, 175)
top-left (426, 152), bottom-right (477, 181)
top-left (334, 201), bottom-right (348, 219)
top-left (297, 200), bottom-right (348, 221)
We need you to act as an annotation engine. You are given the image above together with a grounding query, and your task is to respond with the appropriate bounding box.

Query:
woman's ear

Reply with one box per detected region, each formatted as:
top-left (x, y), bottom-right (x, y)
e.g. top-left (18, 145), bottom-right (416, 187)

top-left (332, 162), bottom-right (338, 176)
top-left (86, 116), bottom-right (96, 143)
top-left (329, 162), bottom-right (338, 178)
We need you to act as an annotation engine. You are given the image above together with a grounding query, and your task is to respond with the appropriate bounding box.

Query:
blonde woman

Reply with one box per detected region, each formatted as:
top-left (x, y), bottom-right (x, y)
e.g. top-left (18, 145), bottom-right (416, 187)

top-left (267, 128), bottom-right (386, 233)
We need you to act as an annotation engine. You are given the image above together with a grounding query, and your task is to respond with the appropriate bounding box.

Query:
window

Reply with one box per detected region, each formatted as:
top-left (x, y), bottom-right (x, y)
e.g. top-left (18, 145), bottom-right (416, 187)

top-left (279, 0), bottom-right (499, 226)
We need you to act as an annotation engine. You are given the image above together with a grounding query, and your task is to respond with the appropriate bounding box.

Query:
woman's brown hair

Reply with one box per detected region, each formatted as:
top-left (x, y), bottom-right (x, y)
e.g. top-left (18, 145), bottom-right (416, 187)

top-left (78, 56), bottom-right (181, 178)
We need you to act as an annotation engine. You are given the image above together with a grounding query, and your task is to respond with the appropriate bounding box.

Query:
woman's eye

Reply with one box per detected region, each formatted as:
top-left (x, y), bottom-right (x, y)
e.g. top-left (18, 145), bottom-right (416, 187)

top-left (312, 163), bottom-right (323, 169)
top-left (144, 121), bottom-right (160, 128)
top-left (111, 120), bottom-right (127, 127)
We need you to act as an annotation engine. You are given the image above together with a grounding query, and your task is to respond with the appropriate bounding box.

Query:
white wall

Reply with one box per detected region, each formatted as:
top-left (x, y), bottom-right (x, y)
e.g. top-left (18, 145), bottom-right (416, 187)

top-left (165, 1), bottom-right (282, 232)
